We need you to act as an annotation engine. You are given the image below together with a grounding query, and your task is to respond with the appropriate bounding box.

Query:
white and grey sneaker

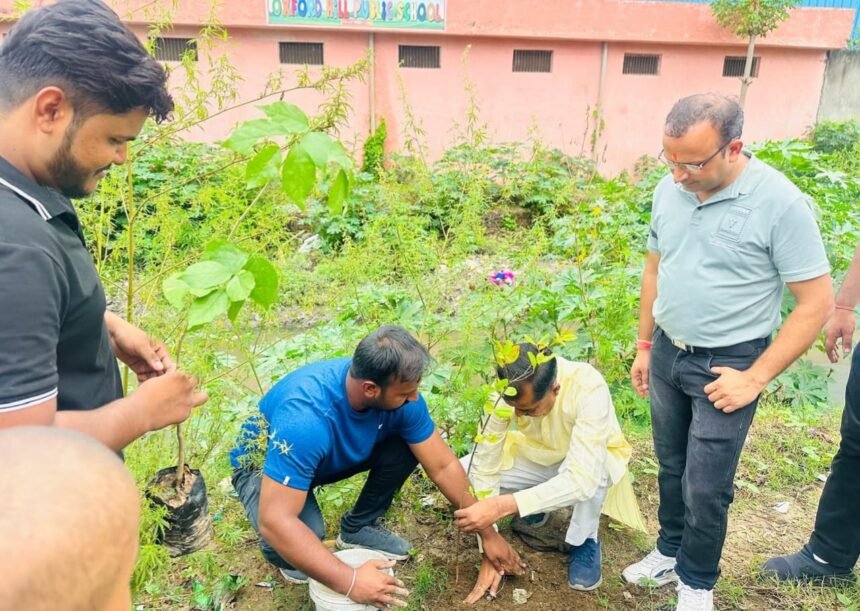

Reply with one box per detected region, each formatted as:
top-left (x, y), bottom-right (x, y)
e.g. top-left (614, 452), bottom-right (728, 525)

top-left (622, 548), bottom-right (678, 587)
top-left (675, 580), bottom-right (714, 611)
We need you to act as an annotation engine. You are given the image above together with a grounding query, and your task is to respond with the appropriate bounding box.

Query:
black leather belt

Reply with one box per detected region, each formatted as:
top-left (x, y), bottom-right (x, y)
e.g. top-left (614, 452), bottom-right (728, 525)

top-left (657, 327), bottom-right (770, 357)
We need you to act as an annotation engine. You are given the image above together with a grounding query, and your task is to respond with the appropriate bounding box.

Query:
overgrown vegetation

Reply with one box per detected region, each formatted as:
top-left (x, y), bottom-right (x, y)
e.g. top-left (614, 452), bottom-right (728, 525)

top-left (80, 12), bottom-right (860, 604)
top-left (99, 106), bottom-right (860, 608)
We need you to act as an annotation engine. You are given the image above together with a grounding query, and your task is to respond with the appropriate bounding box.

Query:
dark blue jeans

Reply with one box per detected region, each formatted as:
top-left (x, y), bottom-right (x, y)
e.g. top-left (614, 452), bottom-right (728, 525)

top-left (650, 327), bottom-right (767, 590)
top-left (232, 435), bottom-right (419, 570)
top-left (809, 343), bottom-right (860, 570)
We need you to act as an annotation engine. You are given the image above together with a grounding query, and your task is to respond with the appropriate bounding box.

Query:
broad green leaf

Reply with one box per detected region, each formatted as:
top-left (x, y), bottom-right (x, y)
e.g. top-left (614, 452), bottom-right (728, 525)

top-left (227, 300), bottom-right (243, 323)
top-left (503, 386), bottom-right (518, 397)
top-left (226, 269), bottom-right (255, 302)
top-left (494, 341), bottom-right (520, 367)
top-left (187, 290), bottom-right (229, 330)
top-left (189, 286), bottom-right (217, 298)
top-left (281, 144), bottom-right (316, 209)
top-left (483, 400), bottom-right (496, 416)
top-left (162, 274), bottom-right (189, 310)
top-left (202, 240), bottom-right (249, 274)
top-left (300, 132), bottom-right (353, 169)
top-left (474, 433), bottom-right (485, 444)
top-left (245, 144), bottom-right (282, 190)
top-left (554, 329), bottom-right (575, 345)
top-left (181, 261), bottom-right (232, 290)
top-left (327, 168), bottom-right (349, 215)
top-left (495, 405), bottom-right (514, 420)
top-left (535, 353), bottom-right (556, 366)
top-left (475, 489), bottom-right (493, 500)
top-left (527, 351), bottom-right (538, 368)
top-left (486, 434), bottom-right (500, 444)
top-left (260, 102), bottom-right (309, 133)
top-left (244, 255), bottom-right (278, 308)
top-left (221, 119), bottom-right (274, 154)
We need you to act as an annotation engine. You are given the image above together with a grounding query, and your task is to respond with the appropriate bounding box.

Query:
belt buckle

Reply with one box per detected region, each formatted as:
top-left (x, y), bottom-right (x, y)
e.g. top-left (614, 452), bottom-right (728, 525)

top-left (671, 338), bottom-right (692, 352)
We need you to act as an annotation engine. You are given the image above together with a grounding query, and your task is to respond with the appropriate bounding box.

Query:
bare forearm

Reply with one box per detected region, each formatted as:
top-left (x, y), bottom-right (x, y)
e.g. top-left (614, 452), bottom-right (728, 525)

top-left (430, 458), bottom-right (502, 539)
top-left (261, 518), bottom-right (353, 593)
top-left (54, 397), bottom-right (148, 452)
top-left (431, 457), bottom-right (479, 509)
top-left (104, 310), bottom-right (123, 332)
top-left (835, 245), bottom-right (860, 308)
top-left (748, 298), bottom-right (833, 388)
top-left (638, 259), bottom-right (658, 340)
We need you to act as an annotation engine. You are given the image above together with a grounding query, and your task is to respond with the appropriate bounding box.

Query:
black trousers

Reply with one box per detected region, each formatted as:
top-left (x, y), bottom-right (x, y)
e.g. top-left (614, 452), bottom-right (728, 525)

top-left (809, 344), bottom-right (860, 570)
top-left (650, 327), bottom-right (767, 590)
top-left (232, 435), bottom-right (418, 569)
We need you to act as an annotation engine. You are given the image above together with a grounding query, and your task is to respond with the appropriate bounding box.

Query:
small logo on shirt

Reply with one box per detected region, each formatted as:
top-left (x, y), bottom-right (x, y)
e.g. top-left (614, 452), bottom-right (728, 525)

top-left (378, 423), bottom-right (383, 430)
top-left (282, 475), bottom-right (291, 486)
top-left (716, 205), bottom-right (751, 242)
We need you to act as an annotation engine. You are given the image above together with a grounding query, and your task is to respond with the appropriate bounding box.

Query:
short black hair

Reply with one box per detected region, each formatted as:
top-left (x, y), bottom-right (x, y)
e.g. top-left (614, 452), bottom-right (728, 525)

top-left (0, 0), bottom-right (173, 122)
top-left (665, 93), bottom-right (743, 145)
top-left (496, 343), bottom-right (558, 402)
top-left (350, 325), bottom-right (431, 387)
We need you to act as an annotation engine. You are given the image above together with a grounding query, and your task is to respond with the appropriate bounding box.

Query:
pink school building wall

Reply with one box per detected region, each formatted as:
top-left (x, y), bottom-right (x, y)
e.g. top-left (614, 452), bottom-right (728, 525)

top-left (599, 44), bottom-right (829, 174)
top-left (158, 30), bottom-right (829, 176)
top-left (0, 1), bottom-right (852, 174)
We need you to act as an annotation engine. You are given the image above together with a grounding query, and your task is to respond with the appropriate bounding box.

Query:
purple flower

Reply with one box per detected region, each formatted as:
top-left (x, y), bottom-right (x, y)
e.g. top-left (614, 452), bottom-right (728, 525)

top-left (488, 269), bottom-right (515, 287)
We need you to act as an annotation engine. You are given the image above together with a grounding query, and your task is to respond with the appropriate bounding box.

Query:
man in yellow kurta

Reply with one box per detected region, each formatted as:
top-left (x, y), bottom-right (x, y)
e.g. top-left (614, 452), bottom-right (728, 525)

top-left (454, 343), bottom-right (645, 602)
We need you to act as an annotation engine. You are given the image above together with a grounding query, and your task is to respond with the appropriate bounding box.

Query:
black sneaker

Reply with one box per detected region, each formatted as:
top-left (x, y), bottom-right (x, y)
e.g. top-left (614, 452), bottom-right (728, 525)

top-left (762, 545), bottom-right (856, 586)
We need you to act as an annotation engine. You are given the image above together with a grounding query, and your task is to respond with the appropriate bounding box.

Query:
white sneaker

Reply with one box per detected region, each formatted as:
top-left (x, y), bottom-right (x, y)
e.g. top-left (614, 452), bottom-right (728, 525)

top-left (622, 548), bottom-right (678, 587)
top-left (675, 581), bottom-right (714, 611)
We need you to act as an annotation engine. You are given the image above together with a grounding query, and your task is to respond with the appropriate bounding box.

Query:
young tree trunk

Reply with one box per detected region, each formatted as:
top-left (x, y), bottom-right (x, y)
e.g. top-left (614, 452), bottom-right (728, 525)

top-left (176, 423), bottom-right (186, 486)
top-left (739, 33), bottom-right (757, 110)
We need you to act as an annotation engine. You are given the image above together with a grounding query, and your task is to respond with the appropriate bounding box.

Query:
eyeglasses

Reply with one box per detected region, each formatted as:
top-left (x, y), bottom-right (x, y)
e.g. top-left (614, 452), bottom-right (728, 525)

top-left (658, 140), bottom-right (734, 174)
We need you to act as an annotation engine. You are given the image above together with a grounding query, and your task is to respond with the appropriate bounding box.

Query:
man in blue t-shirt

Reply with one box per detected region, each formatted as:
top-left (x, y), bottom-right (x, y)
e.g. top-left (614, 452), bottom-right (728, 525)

top-left (231, 325), bottom-right (524, 609)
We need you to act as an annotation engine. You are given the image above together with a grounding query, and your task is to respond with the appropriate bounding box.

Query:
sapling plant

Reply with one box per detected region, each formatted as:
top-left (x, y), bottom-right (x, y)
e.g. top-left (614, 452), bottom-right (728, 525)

top-left (147, 99), bottom-right (356, 555)
top-left (452, 330), bottom-right (573, 584)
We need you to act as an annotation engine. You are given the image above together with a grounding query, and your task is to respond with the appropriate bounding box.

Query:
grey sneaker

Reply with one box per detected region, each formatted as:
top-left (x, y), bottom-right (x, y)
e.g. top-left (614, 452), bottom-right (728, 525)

top-left (336, 519), bottom-right (413, 560)
top-left (520, 512), bottom-right (549, 528)
top-left (278, 567), bottom-right (308, 584)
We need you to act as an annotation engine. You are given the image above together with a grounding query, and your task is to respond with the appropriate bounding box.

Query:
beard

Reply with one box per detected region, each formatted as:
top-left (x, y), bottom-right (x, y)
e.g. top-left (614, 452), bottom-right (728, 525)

top-left (46, 126), bottom-right (108, 199)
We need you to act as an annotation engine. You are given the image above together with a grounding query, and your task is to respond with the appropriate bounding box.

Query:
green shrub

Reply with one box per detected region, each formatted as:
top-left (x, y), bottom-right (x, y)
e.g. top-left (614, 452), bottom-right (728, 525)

top-left (809, 119), bottom-right (860, 154)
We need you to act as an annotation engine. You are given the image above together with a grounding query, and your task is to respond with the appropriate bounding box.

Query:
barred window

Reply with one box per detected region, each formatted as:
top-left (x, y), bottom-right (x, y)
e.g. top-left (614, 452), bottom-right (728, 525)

top-left (153, 37), bottom-right (197, 62)
top-left (512, 50), bottom-right (553, 73)
top-left (723, 56), bottom-right (760, 78)
top-left (623, 53), bottom-right (660, 75)
top-left (280, 42), bottom-right (324, 65)
top-left (398, 45), bottom-right (440, 69)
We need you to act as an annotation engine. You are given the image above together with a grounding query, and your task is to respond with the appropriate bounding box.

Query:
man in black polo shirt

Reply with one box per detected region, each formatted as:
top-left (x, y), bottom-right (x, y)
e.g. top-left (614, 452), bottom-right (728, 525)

top-left (0, 0), bottom-right (207, 450)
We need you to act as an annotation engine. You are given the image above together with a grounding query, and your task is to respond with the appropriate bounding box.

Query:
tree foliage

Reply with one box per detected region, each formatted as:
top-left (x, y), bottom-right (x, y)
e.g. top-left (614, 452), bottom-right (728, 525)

top-left (711, 0), bottom-right (798, 38)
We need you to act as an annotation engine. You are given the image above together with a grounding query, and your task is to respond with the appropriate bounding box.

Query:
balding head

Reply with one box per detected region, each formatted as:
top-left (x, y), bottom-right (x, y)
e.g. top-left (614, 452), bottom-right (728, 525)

top-left (0, 427), bottom-right (140, 611)
top-left (665, 93), bottom-right (744, 144)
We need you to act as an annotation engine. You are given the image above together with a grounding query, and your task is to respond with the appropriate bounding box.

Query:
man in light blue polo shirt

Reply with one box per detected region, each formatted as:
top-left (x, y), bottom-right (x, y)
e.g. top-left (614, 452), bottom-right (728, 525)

top-left (623, 94), bottom-right (833, 611)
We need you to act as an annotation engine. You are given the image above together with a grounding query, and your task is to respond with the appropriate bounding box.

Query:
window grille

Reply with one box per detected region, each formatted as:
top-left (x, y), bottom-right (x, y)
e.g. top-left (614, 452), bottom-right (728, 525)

top-left (623, 53), bottom-right (661, 75)
top-left (398, 45), bottom-right (440, 69)
top-left (153, 37), bottom-right (197, 62)
top-left (280, 42), bottom-right (324, 65)
top-left (512, 49), bottom-right (553, 73)
top-left (723, 56), bottom-right (760, 78)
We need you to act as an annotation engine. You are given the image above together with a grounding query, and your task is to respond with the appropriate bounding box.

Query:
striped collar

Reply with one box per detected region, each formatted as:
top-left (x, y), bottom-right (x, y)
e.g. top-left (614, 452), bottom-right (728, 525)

top-left (0, 155), bottom-right (77, 221)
